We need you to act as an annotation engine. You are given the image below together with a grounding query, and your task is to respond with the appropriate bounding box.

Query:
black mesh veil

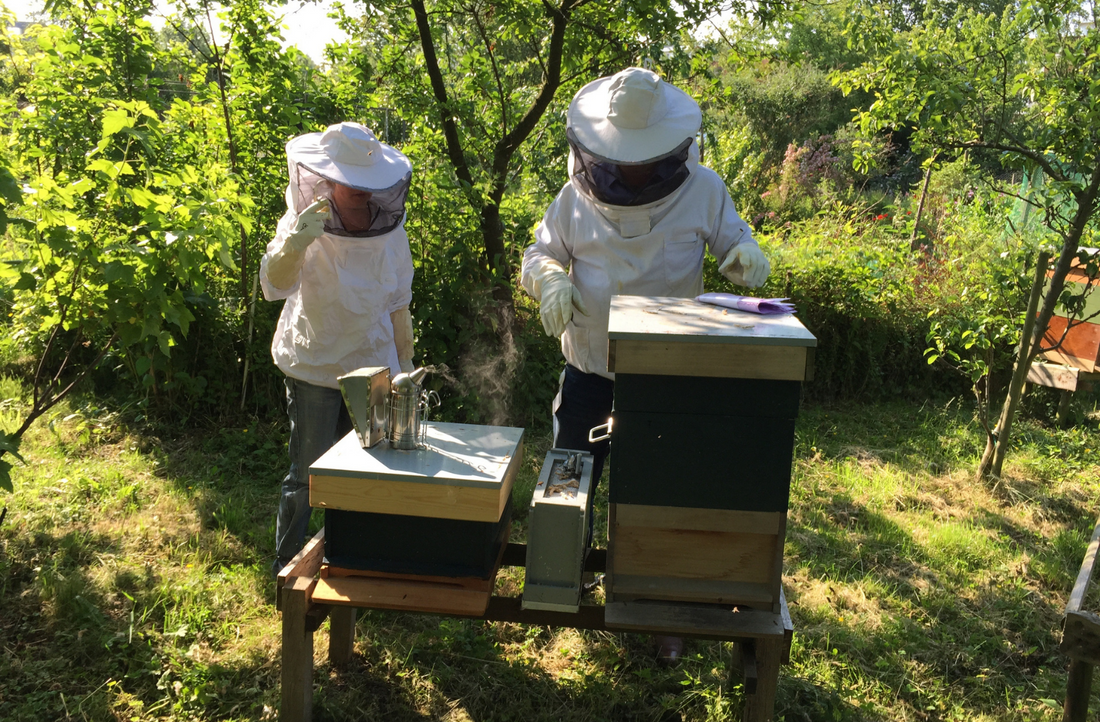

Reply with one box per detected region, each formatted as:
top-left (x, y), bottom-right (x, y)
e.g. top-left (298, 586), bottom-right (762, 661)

top-left (293, 163), bottom-right (412, 238)
top-left (566, 129), bottom-right (693, 207)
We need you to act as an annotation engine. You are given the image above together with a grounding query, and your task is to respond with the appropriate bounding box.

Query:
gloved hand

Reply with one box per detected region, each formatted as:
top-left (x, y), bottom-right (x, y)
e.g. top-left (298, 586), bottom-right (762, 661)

top-left (527, 260), bottom-right (589, 338)
top-left (391, 307), bottom-right (415, 373)
top-left (285, 199), bottom-right (330, 252)
top-left (719, 243), bottom-right (770, 288)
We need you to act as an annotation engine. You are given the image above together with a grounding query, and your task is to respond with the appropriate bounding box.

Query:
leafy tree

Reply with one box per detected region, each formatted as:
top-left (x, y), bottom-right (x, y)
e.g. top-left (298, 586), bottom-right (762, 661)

top-left (348, 0), bottom-right (755, 304)
top-left (839, 0), bottom-right (1100, 478)
top-left (0, 3), bottom-right (246, 490)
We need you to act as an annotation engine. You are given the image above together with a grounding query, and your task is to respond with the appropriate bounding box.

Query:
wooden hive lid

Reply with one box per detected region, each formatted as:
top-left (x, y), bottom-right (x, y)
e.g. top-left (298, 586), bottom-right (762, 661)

top-left (606, 296), bottom-right (817, 380)
top-left (607, 296), bottom-right (817, 347)
top-left (309, 422), bottom-right (524, 522)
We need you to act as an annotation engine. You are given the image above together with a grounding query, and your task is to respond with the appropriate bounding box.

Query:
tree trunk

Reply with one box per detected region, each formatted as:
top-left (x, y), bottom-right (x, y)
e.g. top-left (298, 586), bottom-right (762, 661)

top-left (977, 251), bottom-right (1049, 479)
top-left (976, 162), bottom-right (1100, 479)
top-left (409, 0), bottom-right (575, 310)
top-left (910, 154), bottom-right (937, 251)
top-left (480, 202), bottom-right (512, 305)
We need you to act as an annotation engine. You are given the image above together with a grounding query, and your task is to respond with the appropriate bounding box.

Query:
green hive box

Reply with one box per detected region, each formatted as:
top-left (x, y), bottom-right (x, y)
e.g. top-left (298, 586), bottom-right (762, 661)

top-left (604, 295), bottom-right (817, 611)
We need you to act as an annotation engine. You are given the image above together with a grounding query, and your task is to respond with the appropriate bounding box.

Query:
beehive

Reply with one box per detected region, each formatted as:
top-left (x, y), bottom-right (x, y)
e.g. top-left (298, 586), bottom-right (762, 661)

top-left (1040, 251), bottom-right (1100, 372)
top-left (605, 295), bottom-right (816, 612)
top-left (310, 422), bottom-right (524, 595)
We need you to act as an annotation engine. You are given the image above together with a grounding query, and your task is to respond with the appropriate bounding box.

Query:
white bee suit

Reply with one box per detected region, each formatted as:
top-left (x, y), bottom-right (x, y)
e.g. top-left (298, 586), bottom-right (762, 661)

top-left (260, 208), bottom-right (414, 387)
top-left (522, 146), bottom-right (758, 380)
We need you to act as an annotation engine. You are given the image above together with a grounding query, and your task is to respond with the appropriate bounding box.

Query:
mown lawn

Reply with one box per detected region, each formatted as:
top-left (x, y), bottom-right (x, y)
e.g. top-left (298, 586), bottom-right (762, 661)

top-left (1, 381), bottom-right (1098, 721)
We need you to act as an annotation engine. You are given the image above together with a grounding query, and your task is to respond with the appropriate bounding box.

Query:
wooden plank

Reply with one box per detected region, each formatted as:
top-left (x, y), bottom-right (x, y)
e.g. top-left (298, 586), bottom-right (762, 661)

top-left (280, 576), bottom-right (316, 722)
top-left (311, 474), bottom-right (506, 522)
top-left (610, 574), bottom-right (775, 606)
top-left (606, 504), bottom-right (619, 603)
top-left (740, 641), bottom-right (759, 695)
top-left (498, 543), bottom-right (608, 573)
top-left (328, 607), bottom-right (356, 666)
top-left (321, 565), bottom-right (495, 593)
top-left (312, 576), bottom-right (491, 617)
top-left (1062, 610), bottom-right (1100, 666)
top-left (770, 516), bottom-right (787, 614)
top-left (611, 526), bottom-right (778, 583)
top-left (277, 529), bottom-right (326, 611)
top-left (1067, 513), bottom-right (1100, 615)
top-left (608, 339), bottom-right (809, 380)
top-left (779, 587), bottom-right (793, 665)
top-left (1027, 361), bottom-right (1081, 391)
top-left (604, 599), bottom-right (787, 639)
top-left (483, 596), bottom-right (608, 630)
top-left (614, 504), bottom-right (782, 535)
top-left (499, 439), bottom-right (523, 520)
top-left (304, 604), bottom-right (332, 634)
top-left (1040, 347), bottom-right (1096, 373)
top-left (1063, 658), bottom-right (1094, 722)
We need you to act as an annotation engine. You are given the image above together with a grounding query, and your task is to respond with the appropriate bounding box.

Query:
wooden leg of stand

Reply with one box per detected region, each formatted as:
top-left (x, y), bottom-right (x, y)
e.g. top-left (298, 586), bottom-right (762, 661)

top-left (281, 576), bottom-right (315, 722)
top-left (742, 637), bottom-right (781, 722)
top-left (329, 606), bottom-right (356, 666)
top-left (1064, 658), bottom-right (1093, 722)
top-left (1057, 390), bottom-right (1073, 429)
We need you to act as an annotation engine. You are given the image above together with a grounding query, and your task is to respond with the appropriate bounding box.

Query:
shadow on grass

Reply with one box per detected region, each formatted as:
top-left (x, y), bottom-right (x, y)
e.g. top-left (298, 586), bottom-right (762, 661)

top-left (311, 611), bottom-right (736, 722)
top-left (788, 487), bottom-right (1073, 719)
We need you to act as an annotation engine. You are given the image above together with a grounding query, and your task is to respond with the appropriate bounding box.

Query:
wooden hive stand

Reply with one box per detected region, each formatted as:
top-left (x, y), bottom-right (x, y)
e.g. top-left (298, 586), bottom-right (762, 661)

top-left (276, 528), bottom-right (795, 722)
top-left (1060, 512), bottom-right (1100, 721)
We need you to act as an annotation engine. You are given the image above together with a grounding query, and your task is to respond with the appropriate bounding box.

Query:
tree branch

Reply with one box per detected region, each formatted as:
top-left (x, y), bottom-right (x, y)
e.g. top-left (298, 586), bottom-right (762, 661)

top-left (467, 1), bottom-right (509, 137)
top-left (410, 0), bottom-right (479, 204)
top-left (941, 139), bottom-right (1068, 184)
top-left (491, 0), bottom-right (577, 180)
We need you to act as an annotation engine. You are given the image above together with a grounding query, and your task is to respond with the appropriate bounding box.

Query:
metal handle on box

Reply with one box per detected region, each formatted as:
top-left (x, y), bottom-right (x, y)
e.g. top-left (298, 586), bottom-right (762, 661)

top-left (588, 417), bottom-right (613, 443)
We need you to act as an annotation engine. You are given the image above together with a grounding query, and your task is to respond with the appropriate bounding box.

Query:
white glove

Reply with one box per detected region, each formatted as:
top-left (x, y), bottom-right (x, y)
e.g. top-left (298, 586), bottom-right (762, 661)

top-left (264, 200), bottom-right (332, 290)
top-left (719, 243), bottom-right (770, 288)
top-left (527, 259), bottom-right (589, 338)
top-left (391, 306), bottom-right (415, 373)
top-left (285, 199), bottom-right (330, 252)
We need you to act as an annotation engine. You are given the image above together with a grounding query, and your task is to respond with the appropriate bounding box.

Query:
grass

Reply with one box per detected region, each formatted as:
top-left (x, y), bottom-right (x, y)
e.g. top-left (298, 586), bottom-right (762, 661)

top-left (2, 383), bottom-right (1099, 721)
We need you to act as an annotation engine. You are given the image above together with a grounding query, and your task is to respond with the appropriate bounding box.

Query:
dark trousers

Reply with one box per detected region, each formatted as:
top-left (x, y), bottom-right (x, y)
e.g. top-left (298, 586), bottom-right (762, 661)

top-left (553, 364), bottom-right (614, 491)
top-left (275, 378), bottom-right (353, 573)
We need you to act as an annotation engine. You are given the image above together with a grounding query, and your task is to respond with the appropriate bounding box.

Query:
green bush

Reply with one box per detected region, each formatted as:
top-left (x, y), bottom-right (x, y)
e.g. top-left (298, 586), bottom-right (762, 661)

top-left (709, 208), bottom-right (1021, 402)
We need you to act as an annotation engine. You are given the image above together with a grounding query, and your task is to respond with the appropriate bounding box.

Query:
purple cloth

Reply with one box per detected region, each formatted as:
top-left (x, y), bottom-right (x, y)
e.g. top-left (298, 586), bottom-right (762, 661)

top-left (695, 292), bottom-right (796, 315)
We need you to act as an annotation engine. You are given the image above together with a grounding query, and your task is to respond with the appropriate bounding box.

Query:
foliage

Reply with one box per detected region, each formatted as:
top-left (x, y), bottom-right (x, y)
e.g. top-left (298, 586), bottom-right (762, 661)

top-left (838, 0), bottom-right (1100, 477)
top-left (0, 4), bottom-right (249, 489)
top-left (730, 212), bottom-right (961, 400)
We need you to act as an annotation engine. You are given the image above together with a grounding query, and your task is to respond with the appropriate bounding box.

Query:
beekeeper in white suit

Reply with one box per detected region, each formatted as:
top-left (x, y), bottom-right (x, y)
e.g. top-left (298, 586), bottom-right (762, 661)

top-left (261, 121), bottom-right (416, 574)
top-left (521, 68), bottom-right (769, 660)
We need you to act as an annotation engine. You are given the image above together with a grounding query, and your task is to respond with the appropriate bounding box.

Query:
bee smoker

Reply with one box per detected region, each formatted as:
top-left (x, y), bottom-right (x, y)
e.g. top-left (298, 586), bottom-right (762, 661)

top-left (386, 367), bottom-right (440, 450)
top-left (338, 365), bottom-right (441, 450)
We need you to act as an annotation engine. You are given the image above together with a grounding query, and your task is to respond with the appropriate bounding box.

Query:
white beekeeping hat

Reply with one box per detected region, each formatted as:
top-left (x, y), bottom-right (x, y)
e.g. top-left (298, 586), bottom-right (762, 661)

top-left (566, 67), bottom-right (701, 163)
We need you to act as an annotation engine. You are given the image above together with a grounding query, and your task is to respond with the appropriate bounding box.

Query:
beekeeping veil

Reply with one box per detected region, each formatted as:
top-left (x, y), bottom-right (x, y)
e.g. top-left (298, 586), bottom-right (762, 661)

top-left (566, 67), bottom-right (702, 208)
top-left (286, 122), bottom-right (412, 237)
